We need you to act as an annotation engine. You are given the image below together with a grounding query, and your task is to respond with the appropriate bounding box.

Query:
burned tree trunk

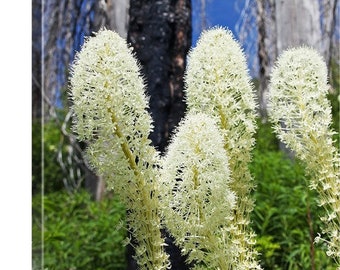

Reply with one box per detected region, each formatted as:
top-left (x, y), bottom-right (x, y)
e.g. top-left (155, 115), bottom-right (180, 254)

top-left (128, 0), bottom-right (191, 153)
top-left (127, 0), bottom-right (192, 269)
top-left (32, 0), bottom-right (42, 120)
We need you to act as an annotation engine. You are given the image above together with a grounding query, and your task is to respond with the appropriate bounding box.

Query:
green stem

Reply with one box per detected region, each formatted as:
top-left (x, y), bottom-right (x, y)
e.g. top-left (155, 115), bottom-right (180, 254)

top-left (108, 108), bottom-right (140, 176)
top-left (307, 198), bottom-right (316, 270)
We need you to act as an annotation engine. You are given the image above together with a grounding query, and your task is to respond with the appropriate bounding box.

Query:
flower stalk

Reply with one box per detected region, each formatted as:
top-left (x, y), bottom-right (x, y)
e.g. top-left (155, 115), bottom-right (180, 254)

top-left (160, 113), bottom-right (237, 269)
top-left (184, 27), bottom-right (261, 269)
top-left (267, 47), bottom-right (340, 266)
top-left (69, 29), bottom-right (169, 269)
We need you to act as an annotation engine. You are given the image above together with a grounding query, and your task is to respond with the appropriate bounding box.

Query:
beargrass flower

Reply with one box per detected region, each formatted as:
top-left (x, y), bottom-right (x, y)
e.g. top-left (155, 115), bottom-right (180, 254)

top-left (268, 47), bottom-right (340, 265)
top-left (69, 29), bottom-right (170, 269)
top-left (184, 27), bottom-right (261, 269)
top-left (161, 113), bottom-right (237, 269)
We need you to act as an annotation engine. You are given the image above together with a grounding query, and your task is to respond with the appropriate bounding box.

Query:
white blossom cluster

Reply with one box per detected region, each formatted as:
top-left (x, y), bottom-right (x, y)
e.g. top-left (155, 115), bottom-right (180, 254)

top-left (184, 27), bottom-right (261, 269)
top-left (69, 30), bottom-right (169, 270)
top-left (268, 47), bottom-right (340, 265)
top-left (161, 113), bottom-right (237, 269)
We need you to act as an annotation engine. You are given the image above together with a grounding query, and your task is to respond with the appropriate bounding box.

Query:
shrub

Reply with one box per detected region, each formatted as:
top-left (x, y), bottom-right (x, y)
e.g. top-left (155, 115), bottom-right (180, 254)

top-left (33, 120), bottom-right (66, 195)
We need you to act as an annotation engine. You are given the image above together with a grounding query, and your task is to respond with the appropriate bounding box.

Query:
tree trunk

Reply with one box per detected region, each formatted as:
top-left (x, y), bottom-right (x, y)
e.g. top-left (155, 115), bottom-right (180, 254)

top-left (256, 0), bottom-right (270, 118)
top-left (128, 0), bottom-right (191, 153)
top-left (32, 0), bottom-right (42, 120)
top-left (320, 0), bottom-right (338, 74)
top-left (275, 0), bottom-right (322, 54)
top-left (92, 0), bottom-right (130, 38)
top-left (275, 0), bottom-right (323, 156)
top-left (127, 0), bottom-right (192, 268)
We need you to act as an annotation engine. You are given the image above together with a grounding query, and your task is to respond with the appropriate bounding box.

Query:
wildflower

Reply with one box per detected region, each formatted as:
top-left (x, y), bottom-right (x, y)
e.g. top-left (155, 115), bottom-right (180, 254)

top-left (268, 47), bottom-right (340, 265)
top-left (69, 29), bottom-right (169, 269)
top-left (161, 112), bottom-right (237, 269)
top-left (185, 27), bottom-right (261, 269)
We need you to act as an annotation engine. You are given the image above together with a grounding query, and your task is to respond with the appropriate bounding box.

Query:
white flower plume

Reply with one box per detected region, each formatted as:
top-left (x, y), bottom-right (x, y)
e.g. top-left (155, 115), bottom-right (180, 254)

top-left (185, 27), bottom-right (261, 269)
top-left (69, 29), bottom-right (169, 270)
top-left (268, 47), bottom-right (340, 264)
top-left (161, 112), bottom-right (237, 269)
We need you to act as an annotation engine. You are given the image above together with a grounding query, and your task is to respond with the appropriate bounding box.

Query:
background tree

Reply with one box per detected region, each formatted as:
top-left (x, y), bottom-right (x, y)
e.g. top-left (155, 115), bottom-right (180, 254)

top-left (41, 0), bottom-right (98, 197)
top-left (92, 0), bottom-right (129, 38)
top-left (255, 0), bottom-right (271, 118)
top-left (320, 0), bottom-right (338, 79)
top-left (32, 0), bottom-right (43, 195)
top-left (32, 0), bottom-right (42, 120)
top-left (128, 0), bottom-right (191, 153)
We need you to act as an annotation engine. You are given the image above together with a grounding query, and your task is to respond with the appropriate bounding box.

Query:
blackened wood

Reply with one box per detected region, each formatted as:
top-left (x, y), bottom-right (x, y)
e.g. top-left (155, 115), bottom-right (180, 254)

top-left (127, 0), bottom-right (192, 269)
top-left (128, 0), bottom-right (191, 153)
top-left (32, 0), bottom-right (42, 120)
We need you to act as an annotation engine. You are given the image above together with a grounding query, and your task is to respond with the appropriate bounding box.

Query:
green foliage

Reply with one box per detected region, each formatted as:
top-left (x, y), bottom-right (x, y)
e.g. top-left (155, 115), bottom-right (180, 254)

top-left (43, 121), bottom-right (66, 193)
top-left (32, 190), bottom-right (127, 270)
top-left (254, 120), bottom-right (280, 152)
top-left (33, 120), bottom-right (66, 195)
top-left (33, 116), bottom-right (86, 195)
top-left (250, 149), bottom-right (337, 269)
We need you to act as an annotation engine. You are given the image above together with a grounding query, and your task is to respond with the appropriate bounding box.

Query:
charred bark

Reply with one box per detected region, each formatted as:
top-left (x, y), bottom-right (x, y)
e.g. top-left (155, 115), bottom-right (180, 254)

top-left (32, 0), bottom-right (42, 120)
top-left (128, 0), bottom-right (191, 153)
top-left (127, 0), bottom-right (192, 269)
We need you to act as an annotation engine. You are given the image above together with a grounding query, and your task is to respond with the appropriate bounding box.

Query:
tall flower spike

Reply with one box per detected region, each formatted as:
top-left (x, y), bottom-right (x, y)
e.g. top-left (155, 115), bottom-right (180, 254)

top-left (268, 47), bottom-right (340, 265)
top-left (185, 27), bottom-right (261, 269)
top-left (161, 112), bottom-right (237, 269)
top-left (69, 29), bottom-right (170, 269)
